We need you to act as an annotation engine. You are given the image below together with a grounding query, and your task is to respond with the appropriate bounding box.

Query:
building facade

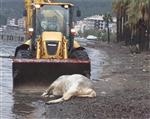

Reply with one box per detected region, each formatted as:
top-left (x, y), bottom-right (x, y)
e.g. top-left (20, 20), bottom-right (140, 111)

top-left (18, 18), bottom-right (25, 28)
top-left (75, 15), bottom-right (117, 34)
top-left (83, 15), bottom-right (106, 30)
top-left (7, 18), bottom-right (16, 26)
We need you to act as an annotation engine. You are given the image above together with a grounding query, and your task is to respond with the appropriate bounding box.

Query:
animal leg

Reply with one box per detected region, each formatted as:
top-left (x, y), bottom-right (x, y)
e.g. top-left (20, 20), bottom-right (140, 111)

top-left (46, 97), bottom-right (64, 104)
top-left (63, 92), bottom-right (75, 101)
top-left (77, 89), bottom-right (96, 98)
top-left (62, 86), bottom-right (79, 101)
top-left (49, 95), bottom-right (55, 98)
top-left (46, 90), bottom-right (77, 104)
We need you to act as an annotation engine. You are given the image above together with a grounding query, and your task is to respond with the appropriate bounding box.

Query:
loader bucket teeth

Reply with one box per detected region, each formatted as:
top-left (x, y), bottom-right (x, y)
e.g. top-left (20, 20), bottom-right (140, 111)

top-left (12, 59), bottom-right (90, 92)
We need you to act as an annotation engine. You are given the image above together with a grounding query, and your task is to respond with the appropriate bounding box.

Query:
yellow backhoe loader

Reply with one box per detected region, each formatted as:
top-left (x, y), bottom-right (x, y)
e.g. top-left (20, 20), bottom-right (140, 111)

top-left (13, 0), bottom-right (90, 91)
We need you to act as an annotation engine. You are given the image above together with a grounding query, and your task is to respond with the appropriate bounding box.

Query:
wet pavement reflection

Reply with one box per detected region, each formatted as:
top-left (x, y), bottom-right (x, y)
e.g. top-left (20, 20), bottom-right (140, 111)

top-left (0, 39), bottom-right (107, 119)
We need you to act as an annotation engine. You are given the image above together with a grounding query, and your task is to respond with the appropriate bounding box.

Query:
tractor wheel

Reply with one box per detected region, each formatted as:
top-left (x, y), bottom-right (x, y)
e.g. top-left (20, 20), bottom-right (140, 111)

top-left (16, 50), bottom-right (32, 59)
top-left (70, 49), bottom-right (89, 60)
top-left (70, 49), bottom-right (90, 78)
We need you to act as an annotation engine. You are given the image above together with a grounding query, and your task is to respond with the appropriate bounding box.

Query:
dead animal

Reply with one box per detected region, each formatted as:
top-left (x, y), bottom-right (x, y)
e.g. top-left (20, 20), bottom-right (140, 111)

top-left (41, 74), bottom-right (96, 104)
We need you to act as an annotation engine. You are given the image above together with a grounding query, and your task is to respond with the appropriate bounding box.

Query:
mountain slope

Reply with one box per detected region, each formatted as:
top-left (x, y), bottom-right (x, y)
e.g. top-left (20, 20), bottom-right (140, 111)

top-left (0, 0), bottom-right (112, 25)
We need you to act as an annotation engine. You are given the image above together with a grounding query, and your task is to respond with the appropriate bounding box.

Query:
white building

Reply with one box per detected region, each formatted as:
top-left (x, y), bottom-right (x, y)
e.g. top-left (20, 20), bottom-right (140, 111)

top-left (75, 15), bottom-right (107, 33)
top-left (7, 18), bottom-right (17, 26)
top-left (18, 18), bottom-right (25, 28)
top-left (74, 21), bottom-right (86, 34)
top-left (0, 27), bottom-right (3, 32)
top-left (83, 15), bottom-right (105, 30)
top-left (75, 15), bottom-right (117, 34)
top-left (0, 25), bottom-right (7, 32)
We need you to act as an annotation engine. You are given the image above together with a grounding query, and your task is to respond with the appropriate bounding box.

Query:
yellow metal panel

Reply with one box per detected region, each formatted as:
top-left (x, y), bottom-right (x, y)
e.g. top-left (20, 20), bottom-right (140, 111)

top-left (34, 2), bottom-right (74, 7)
top-left (36, 39), bottom-right (41, 59)
top-left (73, 40), bottom-right (80, 48)
top-left (42, 32), bottom-right (63, 41)
top-left (40, 32), bottom-right (66, 59)
top-left (63, 38), bottom-right (68, 59)
top-left (24, 39), bottom-right (31, 45)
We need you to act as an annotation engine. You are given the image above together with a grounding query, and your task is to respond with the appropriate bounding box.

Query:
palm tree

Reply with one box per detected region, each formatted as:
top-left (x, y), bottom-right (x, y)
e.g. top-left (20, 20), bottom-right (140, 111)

top-left (112, 0), bottom-right (123, 42)
top-left (103, 13), bottom-right (112, 43)
top-left (140, 0), bottom-right (150, 50)
top-left (112, 0), bottom-right (131, 42)
top-left (127, 0), bottom-right (150, 51)
top-left (113, 0), bottom-right (150, 51)
top-left (122, 0), bottom-right (131, 45)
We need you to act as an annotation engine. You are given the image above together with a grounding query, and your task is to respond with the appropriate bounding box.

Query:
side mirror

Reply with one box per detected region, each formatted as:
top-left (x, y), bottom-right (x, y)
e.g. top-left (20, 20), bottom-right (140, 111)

top-left (76, 9), bottom-right (81, 17)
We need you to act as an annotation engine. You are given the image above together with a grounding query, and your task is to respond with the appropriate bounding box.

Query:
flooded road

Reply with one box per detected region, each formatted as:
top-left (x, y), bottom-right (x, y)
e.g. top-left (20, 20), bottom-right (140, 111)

top-left (0, 39), bottom-right (107, 119)
top-left (0, 41), bottom-right (20, 119)
top-left (1, 39), bottom-right (149, 119)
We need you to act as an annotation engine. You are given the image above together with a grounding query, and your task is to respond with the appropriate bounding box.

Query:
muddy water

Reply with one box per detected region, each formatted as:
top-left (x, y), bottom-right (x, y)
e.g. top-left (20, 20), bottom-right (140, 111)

top-left (0, 39), bottom-right (107, 119)
top-left (0, 41), bottom-right (19, 119)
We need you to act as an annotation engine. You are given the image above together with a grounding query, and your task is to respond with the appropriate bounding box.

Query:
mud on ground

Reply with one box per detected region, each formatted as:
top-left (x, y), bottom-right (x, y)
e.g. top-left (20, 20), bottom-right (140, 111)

top-left (92, 42), bottom-right (150, 119)
top-left (12, 41), bottom-right (150, 119)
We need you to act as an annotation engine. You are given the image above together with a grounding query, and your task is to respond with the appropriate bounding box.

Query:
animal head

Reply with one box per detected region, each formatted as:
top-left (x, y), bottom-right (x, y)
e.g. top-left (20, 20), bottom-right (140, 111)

top-left (41, 85), bottom-right (54, 97)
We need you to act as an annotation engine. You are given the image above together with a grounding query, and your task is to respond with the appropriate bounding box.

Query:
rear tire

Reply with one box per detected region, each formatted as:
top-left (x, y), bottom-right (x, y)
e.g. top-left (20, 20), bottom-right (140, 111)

top-left (16, 50), bottom-right (32, 59)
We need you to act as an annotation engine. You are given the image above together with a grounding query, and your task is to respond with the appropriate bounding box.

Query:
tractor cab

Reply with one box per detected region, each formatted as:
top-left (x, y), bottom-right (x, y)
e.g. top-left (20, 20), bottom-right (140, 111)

top-left (35, 4), bottom-right (72, 38)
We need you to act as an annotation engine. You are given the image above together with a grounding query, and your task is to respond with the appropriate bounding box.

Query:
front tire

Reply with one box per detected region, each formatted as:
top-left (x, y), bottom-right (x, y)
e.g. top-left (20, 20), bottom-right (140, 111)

top-left (16, 50), bottom-right (32, 59)
top-left (70, 49), bottom-right (89, 60)
top-left (70, 49), bottom-right (90, 78)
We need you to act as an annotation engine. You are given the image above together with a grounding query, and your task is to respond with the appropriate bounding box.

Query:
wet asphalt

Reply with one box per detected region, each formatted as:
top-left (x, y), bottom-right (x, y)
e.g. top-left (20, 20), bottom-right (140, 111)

top-left (0, 39), bottom-right (150, 119)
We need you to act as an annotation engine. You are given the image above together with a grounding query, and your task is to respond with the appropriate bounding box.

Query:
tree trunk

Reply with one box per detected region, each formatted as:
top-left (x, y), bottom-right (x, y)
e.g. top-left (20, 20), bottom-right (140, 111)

top-left (147, 21), bottom-right (150, 50)
top-left (141, 23), bottom-right (146, 51)
top-left (124, 15), bottom-right (130, 45)
top-left (117, 15), bottom-right (120, 42)
top-left (119, 17), bottom-right (122, 42)
top-left (122, 9), bottom-right (126, 42)
top-left (107, 26), bottom-right (110, 43)
top-left (145, 21), bottom-right (150, 50)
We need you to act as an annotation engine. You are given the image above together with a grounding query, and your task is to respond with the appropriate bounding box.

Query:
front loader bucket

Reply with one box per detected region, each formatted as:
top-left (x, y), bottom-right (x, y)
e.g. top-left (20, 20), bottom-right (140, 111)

top-left (12, 59), bottom-right (90, 92)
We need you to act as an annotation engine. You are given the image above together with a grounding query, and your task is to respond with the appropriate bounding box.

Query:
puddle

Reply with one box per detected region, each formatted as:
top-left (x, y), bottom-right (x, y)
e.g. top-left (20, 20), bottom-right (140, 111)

top-left (0, 40), bottom-right (108, 118)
